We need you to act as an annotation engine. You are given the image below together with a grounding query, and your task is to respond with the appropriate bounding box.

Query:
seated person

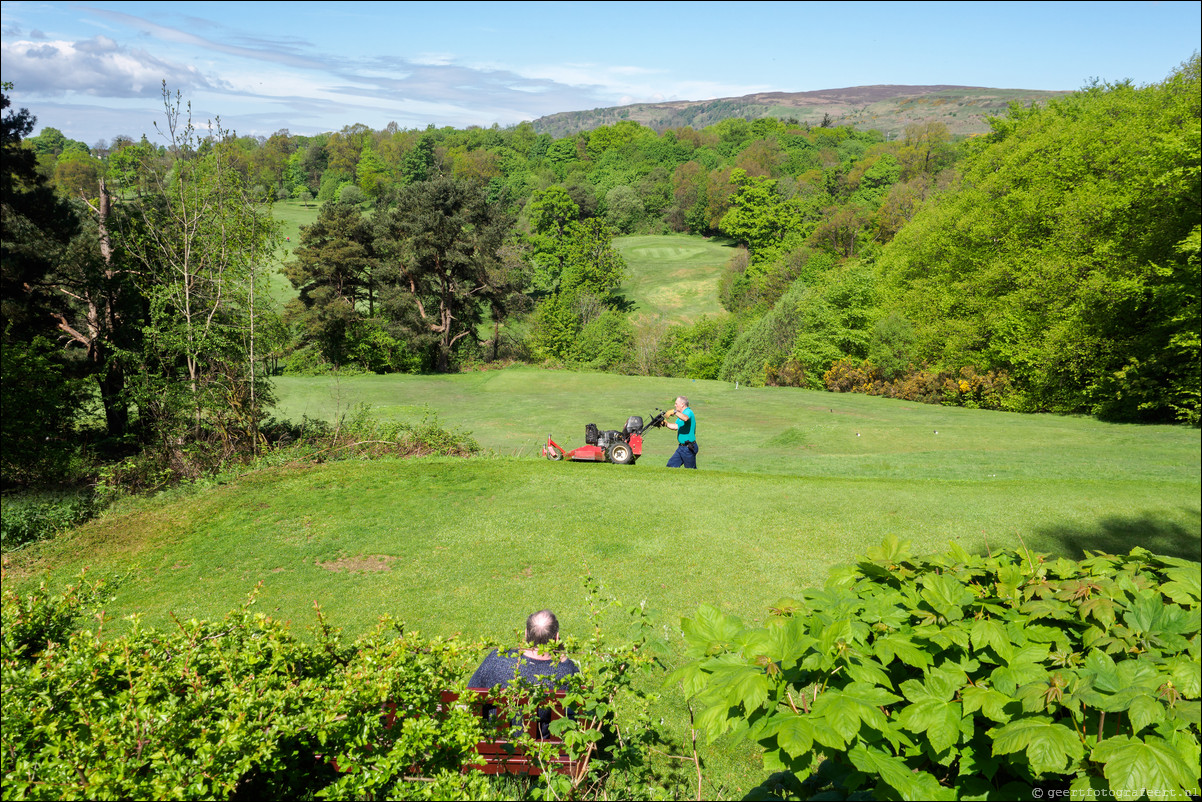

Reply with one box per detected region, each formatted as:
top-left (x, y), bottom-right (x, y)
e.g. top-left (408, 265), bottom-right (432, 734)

top-left (470, 609), bottom-right (579, 689)
top-left (469, 609), bottom-right (579, 737)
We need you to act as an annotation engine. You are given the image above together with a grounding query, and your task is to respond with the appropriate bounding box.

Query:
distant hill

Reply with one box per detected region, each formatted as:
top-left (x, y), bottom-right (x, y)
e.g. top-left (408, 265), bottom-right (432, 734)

top-left (531, 85), bottom-right (1073, 138)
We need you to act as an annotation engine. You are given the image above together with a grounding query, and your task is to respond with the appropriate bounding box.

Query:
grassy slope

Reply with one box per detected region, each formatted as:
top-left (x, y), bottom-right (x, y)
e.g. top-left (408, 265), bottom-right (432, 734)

top-left (15, 368), bottom-right (1199, 636)
top-left (265, 199), bottom-right (321, 308)
top-left (612, 234), bottom-right (734, 326)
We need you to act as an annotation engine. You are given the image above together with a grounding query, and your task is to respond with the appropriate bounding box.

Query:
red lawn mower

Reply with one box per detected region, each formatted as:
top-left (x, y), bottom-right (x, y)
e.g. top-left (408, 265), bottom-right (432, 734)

top-left (541, 409), bottom-right (670, 465)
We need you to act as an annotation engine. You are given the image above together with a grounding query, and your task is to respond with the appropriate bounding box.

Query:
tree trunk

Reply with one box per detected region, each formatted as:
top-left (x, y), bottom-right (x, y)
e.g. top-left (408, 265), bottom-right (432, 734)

top-left (98, 357), bottom-right (128, 438)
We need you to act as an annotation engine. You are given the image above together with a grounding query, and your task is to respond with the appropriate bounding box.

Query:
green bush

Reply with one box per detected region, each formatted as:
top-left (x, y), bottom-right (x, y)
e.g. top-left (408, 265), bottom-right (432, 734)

top-left (0, 490), bottom-right (96, 550)
top-left (1, 576), bottom-right (677, 800)
top-left (670, 541), bottom-right (1201, 800)
top-left (824, 359), bottom-right (1015, 410)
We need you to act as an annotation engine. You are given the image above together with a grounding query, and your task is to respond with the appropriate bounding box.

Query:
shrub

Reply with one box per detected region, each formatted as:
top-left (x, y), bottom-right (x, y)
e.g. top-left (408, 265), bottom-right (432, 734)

top-left (1, 576), bottom-right (678, 800)
top-left (670, 540), bottom-right (1201, 800)
top-left (0, 490), bottom-right (96, 551)
top-left (824, 359), bottom-right (1014, 410)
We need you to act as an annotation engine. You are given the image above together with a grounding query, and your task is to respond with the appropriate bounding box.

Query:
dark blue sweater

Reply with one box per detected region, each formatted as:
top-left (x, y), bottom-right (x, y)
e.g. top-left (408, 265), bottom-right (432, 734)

top-left (468, 649), bottom-right (579, 689)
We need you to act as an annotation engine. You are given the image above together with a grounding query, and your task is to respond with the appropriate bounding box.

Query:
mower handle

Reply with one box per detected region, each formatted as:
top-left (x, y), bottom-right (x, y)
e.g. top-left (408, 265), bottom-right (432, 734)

top-left (638, 409), bottom-right (670, 436)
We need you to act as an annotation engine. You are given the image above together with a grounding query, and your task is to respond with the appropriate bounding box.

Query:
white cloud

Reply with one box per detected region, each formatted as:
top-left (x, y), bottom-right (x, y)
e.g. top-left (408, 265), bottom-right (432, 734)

top-left (0, 36), bottom-right (215, 97)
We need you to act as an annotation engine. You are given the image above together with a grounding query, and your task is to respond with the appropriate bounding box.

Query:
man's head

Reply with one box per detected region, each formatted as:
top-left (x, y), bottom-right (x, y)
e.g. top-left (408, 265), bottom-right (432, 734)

top-left (675, 396), bottom-right (689, 411)
top-left (525, 609), bottom-right (560, 646)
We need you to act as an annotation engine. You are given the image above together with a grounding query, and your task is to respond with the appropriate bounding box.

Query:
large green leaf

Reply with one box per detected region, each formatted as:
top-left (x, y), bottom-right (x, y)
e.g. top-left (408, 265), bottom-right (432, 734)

top-left (865, 534), bottom-right (913, 565)
top-left (665, 661), bottom-right (708, 698)
top-left (681, 605), bottom-right (745, 654)
top-left (1127, 693), bottom-right (1166, 734)
top-left (990, 716), bottom-right (1084, 775)
top-left (962, 684), bottom-right (1012, 723)
top-left (763, 616), bottom-right (816, 670)
top-left (1165, 655), bottom-right (1202, 699)
top-left (694, 698), bottom-right (738, 744)
top-left (1160, 565), bottom-right (1201, 607)
top-left (1079, 596), bottom-right (1119, 627)
top-left (763, 712), bottom-right (815, 758)
top-left (970, 618), bottom-right (1013, 661)
top-left (811, 682), bottom-right (900, 743)
top-left (846, 656), bottom-right (894, 689)
top-left (723, 665), bottom-right (771, 712)
top-left (898, 668), bottom-right (967, 752)
top-left (920, 572), bottom-right (974, 622)
top-left (848, 744), bottom-right (955, 801)
top-left (897, 694), bottom-right (964, 753)
top-left (1091, 735), bottom-right (1196, 798)
top-left (874, 632), bottom-right (932, 669)
top-left (1082, 649), bottom-right (1121, 693)
top-left (1069, 773), bottom-right (1109, 799)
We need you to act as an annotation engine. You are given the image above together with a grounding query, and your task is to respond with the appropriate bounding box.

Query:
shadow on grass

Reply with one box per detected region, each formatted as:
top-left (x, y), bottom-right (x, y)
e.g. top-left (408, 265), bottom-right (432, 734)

top-left (1034, 509), bottom-right (1201, 562)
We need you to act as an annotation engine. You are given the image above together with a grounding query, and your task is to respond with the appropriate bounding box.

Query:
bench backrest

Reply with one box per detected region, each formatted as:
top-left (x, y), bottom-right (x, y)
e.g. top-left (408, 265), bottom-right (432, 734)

top-left (440, 687), bottom-right (577, 776)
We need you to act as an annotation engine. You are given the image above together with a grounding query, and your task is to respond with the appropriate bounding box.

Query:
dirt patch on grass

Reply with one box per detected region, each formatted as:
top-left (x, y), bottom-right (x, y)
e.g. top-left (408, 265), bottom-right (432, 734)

top-left (317, 554), bottom-right (395, 573)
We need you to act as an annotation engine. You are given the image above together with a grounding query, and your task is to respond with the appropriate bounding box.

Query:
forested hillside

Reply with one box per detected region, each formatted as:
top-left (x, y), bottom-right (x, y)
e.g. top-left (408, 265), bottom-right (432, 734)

top-left (531, 84), bottom-right (1072, 138)
top-left (2, 57), bottom-right (1198, 497)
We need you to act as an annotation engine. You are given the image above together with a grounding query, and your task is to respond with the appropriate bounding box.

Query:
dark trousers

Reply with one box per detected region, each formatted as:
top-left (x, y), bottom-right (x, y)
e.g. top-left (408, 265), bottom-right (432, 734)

top-left (667, 442), bottom-right (697, 469)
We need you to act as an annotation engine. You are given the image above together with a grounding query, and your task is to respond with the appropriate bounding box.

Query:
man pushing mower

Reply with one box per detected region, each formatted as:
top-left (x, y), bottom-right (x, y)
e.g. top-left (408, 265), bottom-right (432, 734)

top-left (662, 396), bottom-right (698, 469)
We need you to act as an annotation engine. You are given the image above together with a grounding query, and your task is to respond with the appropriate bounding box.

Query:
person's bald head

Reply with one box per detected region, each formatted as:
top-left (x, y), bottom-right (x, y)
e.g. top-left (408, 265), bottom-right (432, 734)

top-left (525, 610), bottom-right (560, 646)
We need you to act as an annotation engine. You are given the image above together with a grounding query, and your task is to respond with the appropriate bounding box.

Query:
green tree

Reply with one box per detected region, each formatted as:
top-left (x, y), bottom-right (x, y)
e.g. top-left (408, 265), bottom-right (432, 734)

top-left (533, 218), bottom-right (628, 362)
top-left (1, 88), bottom-right (89, 484)
top-left (374, 177), bottom-right (512, 372)
top-left (52, 149), bottom-right (101, 198)
top-left (719, 169), bottom-right (806, 262)
top-left (400, 133), bottom-right (436, 184)
top-left (525, 185), bottom-right (581, 292)
top-left (897, 120), bottom-right (953, 179)
top-left (603, 184), bottom-right (645, 233)
top-left (116, 86), bottom-right (281, 454)
top-left (878, 57), bottom-right (1201, 422)
top-left (355, 144), bottom-right (390, 198)
top-left (284, 200), bottom-right (377, 367)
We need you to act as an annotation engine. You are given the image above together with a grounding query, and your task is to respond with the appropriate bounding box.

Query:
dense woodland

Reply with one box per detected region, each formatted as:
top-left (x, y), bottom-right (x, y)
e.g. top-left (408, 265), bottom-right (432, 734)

top-left (1, 55), bottom-right (1199, 493)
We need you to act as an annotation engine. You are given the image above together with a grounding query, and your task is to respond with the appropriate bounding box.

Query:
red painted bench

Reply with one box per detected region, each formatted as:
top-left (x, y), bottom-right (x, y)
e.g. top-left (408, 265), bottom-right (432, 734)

top-left (438, 688), bottom-right (583, 777)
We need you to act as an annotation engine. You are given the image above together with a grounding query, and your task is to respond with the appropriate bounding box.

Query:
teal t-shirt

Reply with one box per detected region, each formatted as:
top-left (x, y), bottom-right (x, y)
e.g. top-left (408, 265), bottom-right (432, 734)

top-left (676, 408), bottom-right (696, 444)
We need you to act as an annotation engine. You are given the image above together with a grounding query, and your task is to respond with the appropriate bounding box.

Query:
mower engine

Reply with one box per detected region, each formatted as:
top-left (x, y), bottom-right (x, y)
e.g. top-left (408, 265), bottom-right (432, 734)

top-left (542, 412), bottom-right (664, 465)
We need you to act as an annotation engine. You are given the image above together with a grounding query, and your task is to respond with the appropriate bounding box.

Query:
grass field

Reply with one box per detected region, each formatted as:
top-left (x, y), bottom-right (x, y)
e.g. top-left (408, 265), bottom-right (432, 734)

top-left (265, 198), bottom-right (321, 308)
top-left (13, 367), bottom-right (1198, 632)
top-left (613, 233), bottom-right (735, 326)
top-left (10, 367), bottom-right (1198, 795)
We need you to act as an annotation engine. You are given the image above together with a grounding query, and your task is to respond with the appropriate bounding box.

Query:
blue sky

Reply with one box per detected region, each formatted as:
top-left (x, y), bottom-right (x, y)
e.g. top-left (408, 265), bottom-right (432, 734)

top-left (2, 0), bottom-right (1199, 145)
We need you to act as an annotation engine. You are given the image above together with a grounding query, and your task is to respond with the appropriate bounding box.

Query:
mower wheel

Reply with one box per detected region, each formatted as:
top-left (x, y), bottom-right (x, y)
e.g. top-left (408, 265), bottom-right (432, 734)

top-left (607, 442), bottom-right (634, 465)
top-left (545, 446), bottom-right (563, 461)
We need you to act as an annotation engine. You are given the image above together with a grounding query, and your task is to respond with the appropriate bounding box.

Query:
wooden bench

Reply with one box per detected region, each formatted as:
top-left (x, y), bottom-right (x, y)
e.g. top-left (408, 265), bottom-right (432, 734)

top-left (438, 688), bottom-right (584, 777)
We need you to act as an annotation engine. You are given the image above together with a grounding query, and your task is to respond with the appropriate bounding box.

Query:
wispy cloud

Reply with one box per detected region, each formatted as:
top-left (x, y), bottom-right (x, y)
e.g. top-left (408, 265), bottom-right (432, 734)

top-left (84, 6), bottom-right (328, 70)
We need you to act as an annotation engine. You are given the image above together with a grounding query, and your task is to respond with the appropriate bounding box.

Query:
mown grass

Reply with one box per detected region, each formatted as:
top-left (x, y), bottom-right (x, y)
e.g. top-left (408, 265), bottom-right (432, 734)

top-left (612, 233), bottom-right (735, 326)
top-left (13, 366), bottom-right (1198, 636)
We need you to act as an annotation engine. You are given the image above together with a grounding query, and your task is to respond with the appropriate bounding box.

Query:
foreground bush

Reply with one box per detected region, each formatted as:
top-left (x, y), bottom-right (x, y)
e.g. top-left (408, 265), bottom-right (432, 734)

top-left (1, 577), bottom-right (673, 800)
top-left (671, 541), bottom-right (1201, 800)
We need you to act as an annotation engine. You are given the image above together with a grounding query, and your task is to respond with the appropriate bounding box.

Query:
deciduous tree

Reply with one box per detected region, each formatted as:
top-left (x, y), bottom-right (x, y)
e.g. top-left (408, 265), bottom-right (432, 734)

top-left (374, 177), bottom-right (511, 372)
